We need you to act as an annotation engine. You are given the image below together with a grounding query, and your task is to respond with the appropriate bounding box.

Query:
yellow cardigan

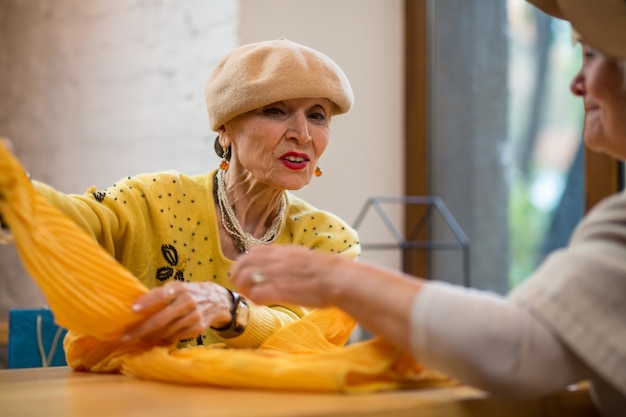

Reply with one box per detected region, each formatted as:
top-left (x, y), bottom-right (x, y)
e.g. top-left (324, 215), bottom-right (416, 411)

top-left (33, 168), bottom-right (360, 348)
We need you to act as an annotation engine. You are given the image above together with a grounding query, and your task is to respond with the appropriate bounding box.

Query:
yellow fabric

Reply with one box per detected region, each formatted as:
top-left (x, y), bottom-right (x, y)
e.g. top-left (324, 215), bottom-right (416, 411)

top-left (0, 142), bottom-right (455, 392)
top-left (0, 144), bottom-right (148, 341)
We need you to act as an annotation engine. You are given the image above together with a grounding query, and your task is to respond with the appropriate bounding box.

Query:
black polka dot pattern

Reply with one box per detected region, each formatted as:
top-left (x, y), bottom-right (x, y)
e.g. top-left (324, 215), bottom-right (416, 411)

top-left (75, 169), bottom-right (360, 347)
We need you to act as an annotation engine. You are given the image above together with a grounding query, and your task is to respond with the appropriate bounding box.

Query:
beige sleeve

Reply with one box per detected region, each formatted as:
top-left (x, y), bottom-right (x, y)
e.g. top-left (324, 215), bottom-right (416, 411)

top-left (410, 281), bottom-right (588, 398)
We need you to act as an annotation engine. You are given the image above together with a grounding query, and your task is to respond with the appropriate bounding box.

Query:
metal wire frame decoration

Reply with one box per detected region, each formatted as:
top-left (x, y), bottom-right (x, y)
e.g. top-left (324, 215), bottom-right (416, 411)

top-left (352, 196), bottom-right (471, 287)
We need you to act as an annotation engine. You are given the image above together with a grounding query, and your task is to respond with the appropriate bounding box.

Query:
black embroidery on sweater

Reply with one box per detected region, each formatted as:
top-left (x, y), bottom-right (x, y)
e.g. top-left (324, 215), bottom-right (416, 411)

top-left (92, 191), bottom-right (106, 202)
top-left (156, 267), bottom-right (173, 282)
top-left (156, 244), bottom-right (186, 282)
top-left (162, 244), bottom-right (177, 264)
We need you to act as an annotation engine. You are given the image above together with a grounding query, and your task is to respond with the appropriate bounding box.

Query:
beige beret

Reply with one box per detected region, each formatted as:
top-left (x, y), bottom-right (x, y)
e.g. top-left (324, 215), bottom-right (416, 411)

top-left (205, 38), bottom-right (354, 130)
top-left (527, 0), bottom-right (626, 58)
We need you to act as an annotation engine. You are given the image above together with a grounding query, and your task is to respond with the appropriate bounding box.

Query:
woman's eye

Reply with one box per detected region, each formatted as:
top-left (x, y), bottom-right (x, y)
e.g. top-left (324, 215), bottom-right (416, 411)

top-left (263, 107), bottom-right (284, 116)
top-left (309, 112), bottom-right (327, 122)
top-left (583, 47), bottom-right (596, 61)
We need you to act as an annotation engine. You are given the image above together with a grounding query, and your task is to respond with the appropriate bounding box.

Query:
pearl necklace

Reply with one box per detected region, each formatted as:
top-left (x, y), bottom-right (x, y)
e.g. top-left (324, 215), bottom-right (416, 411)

top-left (216, 169), bottom-right (286, 253)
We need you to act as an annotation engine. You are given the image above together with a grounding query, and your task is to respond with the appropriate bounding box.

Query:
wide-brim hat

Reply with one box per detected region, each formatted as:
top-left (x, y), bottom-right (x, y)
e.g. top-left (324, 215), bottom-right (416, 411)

top-left (205, 38), bottom-right (354, 131)
top-left (527, 0), bottom-right (626, 58)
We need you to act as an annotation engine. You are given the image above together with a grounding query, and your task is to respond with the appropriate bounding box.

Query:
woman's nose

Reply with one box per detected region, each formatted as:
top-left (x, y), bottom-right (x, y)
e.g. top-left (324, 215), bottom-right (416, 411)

top-left (570, 70), bottom-right (585, 97)
top-left (286, 114), bottom-right (312, 143)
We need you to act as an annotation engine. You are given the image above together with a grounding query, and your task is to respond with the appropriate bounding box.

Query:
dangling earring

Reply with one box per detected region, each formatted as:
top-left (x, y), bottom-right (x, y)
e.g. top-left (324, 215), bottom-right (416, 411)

top-left (314, 166), bottom-right (323, 177)
top-left (220, 146), bottom-right (229, 170)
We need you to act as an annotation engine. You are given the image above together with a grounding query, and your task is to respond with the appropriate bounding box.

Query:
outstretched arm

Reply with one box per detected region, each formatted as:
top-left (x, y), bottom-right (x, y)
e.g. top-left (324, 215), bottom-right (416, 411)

top-left (230, 244), bottom-right (422, 352)
top-left (231, 244), bottom-right (589, 398)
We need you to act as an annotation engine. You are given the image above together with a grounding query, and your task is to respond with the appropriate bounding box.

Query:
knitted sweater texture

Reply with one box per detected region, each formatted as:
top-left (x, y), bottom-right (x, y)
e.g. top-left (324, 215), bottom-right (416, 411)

top-left (34, 168), bottom-right (360, 348)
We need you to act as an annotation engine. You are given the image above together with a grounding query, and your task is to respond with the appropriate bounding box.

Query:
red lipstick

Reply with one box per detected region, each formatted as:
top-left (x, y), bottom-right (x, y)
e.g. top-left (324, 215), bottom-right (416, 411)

top-left (280, 152), bottom-right (310, 170)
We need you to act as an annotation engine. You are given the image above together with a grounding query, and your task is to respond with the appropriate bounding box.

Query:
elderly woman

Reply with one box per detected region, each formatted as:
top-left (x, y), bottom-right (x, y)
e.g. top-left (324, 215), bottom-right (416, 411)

top-left (231, 2), bottom-right (626, 416)
top-left (6, 38), bottom-right (359, 350)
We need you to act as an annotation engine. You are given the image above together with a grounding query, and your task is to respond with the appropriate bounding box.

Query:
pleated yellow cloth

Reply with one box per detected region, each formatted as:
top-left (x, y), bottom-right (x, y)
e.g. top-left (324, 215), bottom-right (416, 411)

top-left (0, 141), bottom-right (455, 392)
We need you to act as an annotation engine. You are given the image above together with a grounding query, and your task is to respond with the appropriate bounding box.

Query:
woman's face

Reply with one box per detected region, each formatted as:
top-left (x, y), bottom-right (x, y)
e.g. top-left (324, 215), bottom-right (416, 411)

top-left (570, 44), bottom-right (626, 159)
top-left (222, 98), bottom-right (331, 190)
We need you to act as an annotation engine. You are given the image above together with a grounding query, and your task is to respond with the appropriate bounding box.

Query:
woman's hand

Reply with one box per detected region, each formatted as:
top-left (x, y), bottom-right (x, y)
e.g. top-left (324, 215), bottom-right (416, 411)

top-left (231, 244), bottom-right (424, 352)
top-left (1, 137), bottom-right (15, 153)
top-left (230, 245), bottom-right (344, 308)
top-left (121, 281), bottom-right (233, 344)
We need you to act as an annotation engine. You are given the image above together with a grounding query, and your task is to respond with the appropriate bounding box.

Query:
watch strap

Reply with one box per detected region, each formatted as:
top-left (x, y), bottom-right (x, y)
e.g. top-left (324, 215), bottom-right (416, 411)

top-left (211, 288), bottom-right (248, 339)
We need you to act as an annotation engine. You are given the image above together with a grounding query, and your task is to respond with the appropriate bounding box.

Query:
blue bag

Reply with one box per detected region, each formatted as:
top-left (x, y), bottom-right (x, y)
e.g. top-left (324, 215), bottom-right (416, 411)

top-left (8, 307), bottom-right (68, 368)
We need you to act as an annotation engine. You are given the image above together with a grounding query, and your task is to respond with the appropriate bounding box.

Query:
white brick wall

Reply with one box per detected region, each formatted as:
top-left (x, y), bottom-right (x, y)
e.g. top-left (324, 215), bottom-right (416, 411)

top-left (0, 0), bottom-right (238, 316)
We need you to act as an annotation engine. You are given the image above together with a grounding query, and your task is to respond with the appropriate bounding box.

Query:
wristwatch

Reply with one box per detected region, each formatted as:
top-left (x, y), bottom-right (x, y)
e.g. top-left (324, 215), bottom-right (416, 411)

top-left (211, 289), bottom-right (249, 339)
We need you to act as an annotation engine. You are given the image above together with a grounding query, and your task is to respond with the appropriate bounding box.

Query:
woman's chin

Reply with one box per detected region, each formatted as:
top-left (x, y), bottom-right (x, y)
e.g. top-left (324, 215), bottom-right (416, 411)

top-left (583, 128), bottom-right (607, 152)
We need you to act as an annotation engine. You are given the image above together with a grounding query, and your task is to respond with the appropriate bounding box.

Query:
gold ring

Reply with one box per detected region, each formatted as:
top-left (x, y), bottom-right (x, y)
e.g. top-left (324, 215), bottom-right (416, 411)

top-left (252, 272), bottom-right (265, 284)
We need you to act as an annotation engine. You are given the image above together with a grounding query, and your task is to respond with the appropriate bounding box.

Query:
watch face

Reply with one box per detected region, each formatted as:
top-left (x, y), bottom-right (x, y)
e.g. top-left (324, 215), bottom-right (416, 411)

top-left (234, 298), bottom-right (249, 331)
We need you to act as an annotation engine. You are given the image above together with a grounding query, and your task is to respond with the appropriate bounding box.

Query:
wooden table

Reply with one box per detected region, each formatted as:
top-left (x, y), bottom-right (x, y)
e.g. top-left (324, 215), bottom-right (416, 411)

top-left (0, 366), bottom-right (599, 417)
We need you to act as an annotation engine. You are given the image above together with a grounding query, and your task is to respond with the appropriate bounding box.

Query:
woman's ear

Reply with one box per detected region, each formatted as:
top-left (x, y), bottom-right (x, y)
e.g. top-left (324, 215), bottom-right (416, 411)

top-left (217, 127), bottom-right (229, 147)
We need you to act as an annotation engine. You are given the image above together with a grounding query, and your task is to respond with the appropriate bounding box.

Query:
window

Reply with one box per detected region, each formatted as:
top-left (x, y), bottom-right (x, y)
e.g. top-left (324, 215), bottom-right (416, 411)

top-left (404, 0), bottom-right (590, 293)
